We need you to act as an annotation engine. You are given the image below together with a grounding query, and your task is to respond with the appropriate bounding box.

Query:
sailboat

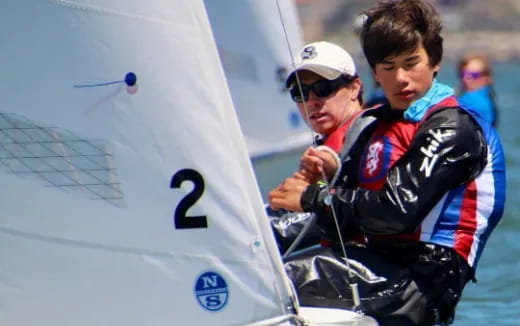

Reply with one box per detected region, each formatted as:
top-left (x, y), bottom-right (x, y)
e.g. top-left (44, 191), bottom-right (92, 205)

top-left (0, 0), bottom-right (376, 325)
top-left (204, 0), bottom-right (311, 159)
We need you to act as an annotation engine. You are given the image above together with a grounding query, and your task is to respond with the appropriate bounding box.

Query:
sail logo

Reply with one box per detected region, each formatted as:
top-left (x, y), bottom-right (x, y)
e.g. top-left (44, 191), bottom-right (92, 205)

top-left (194, 271), bottom-right (229, 312)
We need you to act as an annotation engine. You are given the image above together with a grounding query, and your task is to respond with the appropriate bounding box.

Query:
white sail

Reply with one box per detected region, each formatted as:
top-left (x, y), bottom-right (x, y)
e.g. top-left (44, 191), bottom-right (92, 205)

top-left (0, 0), bottom-right (296, 324)
top-left (204, 0), bottom-right (311, 159)
top-left (0, 1), bottom-right (379, 325)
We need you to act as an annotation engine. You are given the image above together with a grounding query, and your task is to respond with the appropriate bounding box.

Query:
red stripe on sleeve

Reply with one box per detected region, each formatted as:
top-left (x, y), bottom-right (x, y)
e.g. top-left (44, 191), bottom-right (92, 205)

top-left (454, 180), bottom-right (478, 260)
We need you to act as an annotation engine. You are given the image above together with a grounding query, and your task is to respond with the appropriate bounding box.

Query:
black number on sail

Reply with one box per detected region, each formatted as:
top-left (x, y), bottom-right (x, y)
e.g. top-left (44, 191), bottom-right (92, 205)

top-left (170, 169), bottom-right (208, 229)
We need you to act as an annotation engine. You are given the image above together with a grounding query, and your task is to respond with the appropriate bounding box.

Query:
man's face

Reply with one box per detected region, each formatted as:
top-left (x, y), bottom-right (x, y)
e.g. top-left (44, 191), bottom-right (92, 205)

top-left (373, 44), bottom-right (439, 110)
top-left (460, 59), bottom-right (490, 92)
top-left (293, 70), bottom-right (360, 135)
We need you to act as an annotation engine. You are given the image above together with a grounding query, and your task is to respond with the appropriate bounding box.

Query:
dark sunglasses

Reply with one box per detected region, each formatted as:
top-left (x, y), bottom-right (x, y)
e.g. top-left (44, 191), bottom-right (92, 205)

top-left (461, 70), bottom-right (486, 80)
top-left (289, 77), bottom-right (350, 103)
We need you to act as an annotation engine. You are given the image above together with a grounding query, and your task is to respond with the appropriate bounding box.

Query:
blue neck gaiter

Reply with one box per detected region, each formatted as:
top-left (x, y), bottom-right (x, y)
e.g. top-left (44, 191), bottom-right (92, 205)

top-left (403, 79), bottom-right (454, 122)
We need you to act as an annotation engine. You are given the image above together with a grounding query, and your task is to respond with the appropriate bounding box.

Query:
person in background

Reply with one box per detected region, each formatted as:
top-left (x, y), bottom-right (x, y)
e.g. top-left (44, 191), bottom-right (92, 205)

top-left (457, 53), bottom-right (499, 127)
top-left (269, 0), bottom-right (506, 324)
top-left (268, 41), bottom-right (364, 253)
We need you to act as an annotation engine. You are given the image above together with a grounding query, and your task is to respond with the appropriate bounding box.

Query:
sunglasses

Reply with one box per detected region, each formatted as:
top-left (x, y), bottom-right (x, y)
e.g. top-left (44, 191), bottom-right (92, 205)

top-left (289, 77), bottom-right (350, 103)
top-left (461, 70), bottom-right (486, 80)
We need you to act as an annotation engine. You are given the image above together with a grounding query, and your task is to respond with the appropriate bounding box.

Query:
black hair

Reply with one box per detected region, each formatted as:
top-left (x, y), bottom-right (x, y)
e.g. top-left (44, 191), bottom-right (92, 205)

top-left (360, 0), bottom-right (443, 69)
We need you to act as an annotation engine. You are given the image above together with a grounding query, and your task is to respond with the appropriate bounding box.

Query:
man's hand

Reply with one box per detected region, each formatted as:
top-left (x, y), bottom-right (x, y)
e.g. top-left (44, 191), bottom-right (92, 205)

top-left (299, 147), bottom-right (339, 183)
top-left (268, 176), bottom-right (310, 212)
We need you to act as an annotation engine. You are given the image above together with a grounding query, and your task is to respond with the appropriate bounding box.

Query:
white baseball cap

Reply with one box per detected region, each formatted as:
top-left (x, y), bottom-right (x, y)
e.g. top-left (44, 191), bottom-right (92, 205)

top-left (285, 41), bottom-right (357, 88)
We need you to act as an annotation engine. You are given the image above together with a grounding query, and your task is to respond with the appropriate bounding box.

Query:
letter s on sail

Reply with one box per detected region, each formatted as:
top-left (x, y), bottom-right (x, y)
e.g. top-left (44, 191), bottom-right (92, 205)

top-left (170, 169), bottom-right (208, 229)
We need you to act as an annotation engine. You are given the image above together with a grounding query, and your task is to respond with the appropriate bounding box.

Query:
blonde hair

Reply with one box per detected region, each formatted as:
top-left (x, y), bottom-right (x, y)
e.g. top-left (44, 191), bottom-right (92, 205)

top-left (457, 53), bottom-right (492, 77)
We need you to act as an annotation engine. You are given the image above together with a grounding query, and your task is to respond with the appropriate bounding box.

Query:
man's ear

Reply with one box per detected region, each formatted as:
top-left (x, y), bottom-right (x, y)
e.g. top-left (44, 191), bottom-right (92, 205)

top-left (350, 78), bottom-right (362, 101)
top-left (432, 63), bottom-right (440, 74)
top-left (372, 69), bottom-right (380, 84)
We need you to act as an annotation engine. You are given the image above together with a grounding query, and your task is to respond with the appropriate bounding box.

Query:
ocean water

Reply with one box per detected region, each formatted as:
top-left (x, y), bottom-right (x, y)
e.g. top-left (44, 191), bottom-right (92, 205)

top-left (252, 60), bottom-right (520, 325)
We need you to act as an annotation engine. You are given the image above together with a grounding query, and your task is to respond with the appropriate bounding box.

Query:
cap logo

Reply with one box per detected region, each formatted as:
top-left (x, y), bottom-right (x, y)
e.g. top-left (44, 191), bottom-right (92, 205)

top-left (301, 46), bottom-right (317, 61)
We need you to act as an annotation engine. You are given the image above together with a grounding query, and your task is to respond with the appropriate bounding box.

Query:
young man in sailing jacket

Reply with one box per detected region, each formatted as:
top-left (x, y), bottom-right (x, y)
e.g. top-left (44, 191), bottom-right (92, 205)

top-left (268, 0), bottom-right (506, 325)
top-left (268, 41), bottom-right (364, 253)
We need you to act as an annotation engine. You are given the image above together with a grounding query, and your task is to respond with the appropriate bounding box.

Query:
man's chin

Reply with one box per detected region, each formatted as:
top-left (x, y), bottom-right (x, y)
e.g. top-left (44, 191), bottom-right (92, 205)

top-left (312, 126), bottom-right (332, 136)
top-left (388, 100), bottom-right (411, 111)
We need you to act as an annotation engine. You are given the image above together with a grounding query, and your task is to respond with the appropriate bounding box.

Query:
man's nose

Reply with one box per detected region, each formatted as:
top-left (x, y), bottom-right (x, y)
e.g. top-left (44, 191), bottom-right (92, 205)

top-left (306, 90), bottom-right (323, 106)
top-left (395, 67), bottom-right (409, 84)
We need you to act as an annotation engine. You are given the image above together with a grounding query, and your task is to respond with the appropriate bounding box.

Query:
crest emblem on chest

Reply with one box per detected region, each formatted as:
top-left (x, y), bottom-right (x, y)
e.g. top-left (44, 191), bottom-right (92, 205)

top-left (360, 136), bottom-right (391, 184)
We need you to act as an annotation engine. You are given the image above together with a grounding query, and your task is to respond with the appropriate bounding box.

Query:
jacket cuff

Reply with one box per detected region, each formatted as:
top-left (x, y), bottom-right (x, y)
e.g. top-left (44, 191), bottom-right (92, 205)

top-left (300, 183), bottom-right (326, 212)
top-left (315, 145), bottom-right (342, 182)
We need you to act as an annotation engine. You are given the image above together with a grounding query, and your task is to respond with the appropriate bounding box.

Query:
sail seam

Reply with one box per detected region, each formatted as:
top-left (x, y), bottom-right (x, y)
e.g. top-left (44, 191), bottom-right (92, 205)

top-left (45, 0), bottom-right (174, 25)
top-left (0, 226), bottom-right (276, 266)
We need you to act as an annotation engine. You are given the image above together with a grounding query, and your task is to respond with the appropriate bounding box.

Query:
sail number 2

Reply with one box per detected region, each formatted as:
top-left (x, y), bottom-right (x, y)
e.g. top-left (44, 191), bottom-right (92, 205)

top-left (170, 169), bottom-right (208, 229)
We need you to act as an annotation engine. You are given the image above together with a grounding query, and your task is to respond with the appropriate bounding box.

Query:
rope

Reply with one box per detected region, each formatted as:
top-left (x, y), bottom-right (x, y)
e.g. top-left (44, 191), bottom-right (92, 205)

top-left (274, 0), bottom-right (360, 309)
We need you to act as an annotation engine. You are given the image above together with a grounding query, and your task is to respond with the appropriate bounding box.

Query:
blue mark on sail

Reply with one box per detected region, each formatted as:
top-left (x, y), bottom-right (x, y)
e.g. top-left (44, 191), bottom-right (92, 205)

top-left (289, 110), bottom-right (301, 128)
top-left (194, 271), bottom-right (229, 312)
top-left (74, 72), bottom-right (137, 92)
